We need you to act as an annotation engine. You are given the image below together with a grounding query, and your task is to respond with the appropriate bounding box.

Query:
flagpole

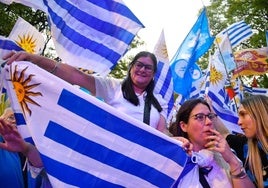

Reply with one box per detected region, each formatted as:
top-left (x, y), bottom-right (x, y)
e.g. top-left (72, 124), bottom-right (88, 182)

top-left (215, 36), bottom-right (239, 110)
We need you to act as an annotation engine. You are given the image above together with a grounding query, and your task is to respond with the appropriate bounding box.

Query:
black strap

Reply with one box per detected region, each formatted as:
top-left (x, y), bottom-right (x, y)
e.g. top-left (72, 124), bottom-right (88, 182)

top-left (143, 96), bottom-right (151, 125)
top-left (199, 167), bottom-right (213, 188)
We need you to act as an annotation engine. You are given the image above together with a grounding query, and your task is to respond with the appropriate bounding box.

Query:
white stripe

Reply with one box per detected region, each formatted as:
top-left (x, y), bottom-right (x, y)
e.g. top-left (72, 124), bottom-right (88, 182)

top-left (68, 0), bottom-right (142, 30)
top-left (47, 0), bottom-right (130, 51)
top-left (40, 139), bottom-right (158, 188)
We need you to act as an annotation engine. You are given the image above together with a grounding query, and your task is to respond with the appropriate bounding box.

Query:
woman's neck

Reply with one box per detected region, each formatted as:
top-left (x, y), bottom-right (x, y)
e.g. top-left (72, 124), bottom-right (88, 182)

top-left (133, 85), bottom-right (145, 95)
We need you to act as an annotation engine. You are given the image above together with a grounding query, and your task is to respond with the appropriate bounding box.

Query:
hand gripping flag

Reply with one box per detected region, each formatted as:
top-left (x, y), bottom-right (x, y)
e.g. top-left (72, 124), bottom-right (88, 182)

top-left (2, 61), bottom-right (187, 188)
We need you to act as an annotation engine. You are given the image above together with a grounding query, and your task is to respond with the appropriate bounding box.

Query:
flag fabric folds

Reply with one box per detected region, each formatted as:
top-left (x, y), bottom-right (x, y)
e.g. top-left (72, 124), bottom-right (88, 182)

top-left (214, 32), bottom-right (236, 72)
top-left (170, 8), bottom-right (214, 97)
top-left (207, 46), bottom-right (242, 133)
top-left (3, 61), bottom-right (187, 187)
top-left (233, 47), bottom-right (268, 77)
top-left (243, 85), bottom-right (268, 96)
top-left (153, 30), bottom-right (174, 121)
top-left (4, 0), bottom-right (144, 75)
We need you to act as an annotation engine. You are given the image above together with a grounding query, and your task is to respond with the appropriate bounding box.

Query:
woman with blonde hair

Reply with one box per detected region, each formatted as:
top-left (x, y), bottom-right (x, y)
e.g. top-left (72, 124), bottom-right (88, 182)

top-left (234, 95), bottom-right (268, 187)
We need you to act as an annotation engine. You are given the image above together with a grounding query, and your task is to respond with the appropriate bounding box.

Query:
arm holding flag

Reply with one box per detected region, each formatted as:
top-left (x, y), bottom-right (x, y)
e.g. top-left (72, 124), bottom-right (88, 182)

top-left (4, 51), bottom-right (168, 133)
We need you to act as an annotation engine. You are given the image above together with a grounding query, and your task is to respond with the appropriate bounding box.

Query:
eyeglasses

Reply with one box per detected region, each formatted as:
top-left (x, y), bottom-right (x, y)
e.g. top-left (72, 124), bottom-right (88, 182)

top-left (191, 113), bottom-right (217, 122)
top-left (134, 61), bottom-right (154, 73)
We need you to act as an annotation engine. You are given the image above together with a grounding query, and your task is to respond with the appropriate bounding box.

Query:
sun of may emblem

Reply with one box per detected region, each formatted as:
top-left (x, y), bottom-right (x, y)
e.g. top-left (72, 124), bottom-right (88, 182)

top-left (10, 65), bottom-right (42, 116)
top-left (16, 34), bottom-right (37, 54)
top-left (210, 65), bottom-right (223, 85)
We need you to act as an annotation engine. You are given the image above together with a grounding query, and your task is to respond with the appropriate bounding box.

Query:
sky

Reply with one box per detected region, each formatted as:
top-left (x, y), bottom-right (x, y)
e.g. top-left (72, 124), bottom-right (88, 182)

top-left (123, 0), bottom-right (210, 58)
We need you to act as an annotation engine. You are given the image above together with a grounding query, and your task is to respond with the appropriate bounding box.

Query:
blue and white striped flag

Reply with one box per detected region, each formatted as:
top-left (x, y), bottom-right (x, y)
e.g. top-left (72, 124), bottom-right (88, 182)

top-left (3, 0), bottom-right (144, 75)
top-left (243, 85), bottom-right (268, 96)
top-left (221, 20), bottom-right (253, 48)
top-left (208, 51), bottom-right (242, 134)
top-left (153, 30), bottom-right (174, 121)
top-left (3, 61), bottom-right (187, 187)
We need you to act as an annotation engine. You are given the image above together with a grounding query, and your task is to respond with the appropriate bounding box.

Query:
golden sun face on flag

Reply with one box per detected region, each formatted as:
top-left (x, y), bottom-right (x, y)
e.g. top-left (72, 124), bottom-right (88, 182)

top-left (11, 65), bottom-right (42, 116)
top-left (210, 65), bottom-right (223, 85)
top-left (15, 34), bottom-right (37, 54)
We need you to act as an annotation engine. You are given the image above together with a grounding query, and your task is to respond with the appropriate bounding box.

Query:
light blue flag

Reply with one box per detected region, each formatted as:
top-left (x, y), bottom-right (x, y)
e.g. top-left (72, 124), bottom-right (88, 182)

top-left (3, 0), bottom-right (144, 75)
top-left (3, 61), bottom-right (188, 187)
top-left (153, 30), bottom-right (174, 121)
top-left (170, 8), bottom-right (214, 97)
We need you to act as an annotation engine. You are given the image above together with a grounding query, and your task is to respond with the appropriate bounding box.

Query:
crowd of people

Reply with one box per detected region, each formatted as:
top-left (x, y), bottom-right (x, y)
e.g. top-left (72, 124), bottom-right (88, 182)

top-left (0, 51), bottom-right (267, 187)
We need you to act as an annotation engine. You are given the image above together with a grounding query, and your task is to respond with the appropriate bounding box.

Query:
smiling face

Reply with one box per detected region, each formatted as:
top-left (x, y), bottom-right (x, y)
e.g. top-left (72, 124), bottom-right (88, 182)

top-left (180, 103), bottom-right (215, 151)
top-left (237, 105), bottom-right (257, 139)
top-left (130, 56), bottom-right (155, 93)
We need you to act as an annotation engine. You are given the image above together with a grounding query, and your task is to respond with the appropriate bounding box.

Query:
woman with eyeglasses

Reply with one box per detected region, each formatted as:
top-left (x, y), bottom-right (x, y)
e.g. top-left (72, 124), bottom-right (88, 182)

top-left (4, 51), bottom-right (168, 133)
top-left (169, 98), bottom-right (255, 188)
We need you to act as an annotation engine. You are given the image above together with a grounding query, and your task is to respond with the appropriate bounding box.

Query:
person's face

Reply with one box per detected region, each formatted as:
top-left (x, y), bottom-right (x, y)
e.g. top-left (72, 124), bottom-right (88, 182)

top-left (180, 103), bottom-right (215, 151)
top-left (130, 56), bottom-right (155, 91)
top-left (237, 105), bottom-right (256, 139)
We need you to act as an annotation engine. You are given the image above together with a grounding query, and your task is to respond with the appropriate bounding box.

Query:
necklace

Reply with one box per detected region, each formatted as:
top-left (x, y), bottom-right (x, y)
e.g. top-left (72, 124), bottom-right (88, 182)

top-left (263, 164), bottom-right (268, 176)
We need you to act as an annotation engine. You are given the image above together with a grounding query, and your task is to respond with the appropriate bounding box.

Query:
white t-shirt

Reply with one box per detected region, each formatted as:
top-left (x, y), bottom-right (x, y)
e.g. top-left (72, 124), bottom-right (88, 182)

top-left (95, 77), bottom-right (168, 129)
top-left (178, 150), bottom-right (232, 188)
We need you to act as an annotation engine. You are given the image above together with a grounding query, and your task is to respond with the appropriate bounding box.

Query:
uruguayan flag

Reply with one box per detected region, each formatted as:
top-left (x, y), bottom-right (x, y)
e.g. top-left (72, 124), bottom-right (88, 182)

top-left (153, 30), bottom-right (174, 121)
top-left (3, 61), bottom-right (187, 188)
top-left (3, 0), bottom-right (144, 75)
top-left (221, 20), bottom-right (253, 48)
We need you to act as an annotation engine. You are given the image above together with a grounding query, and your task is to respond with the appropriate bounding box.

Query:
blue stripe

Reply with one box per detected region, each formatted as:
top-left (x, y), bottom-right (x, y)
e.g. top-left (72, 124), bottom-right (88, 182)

top-left (168, 97), bottom-right (174, 115)
top-left (0, 39), bottom-right (24, 51)
top-left (44, 121), bottom-right (175, 187)
top-left (230, 30), bottom-right (252, 47)
top-left (53, 0), bottom-right (137, 44)
top-left (43, 0), bottom-right (120, 64)
top-left (41, 154), bottom-right (124, 188)
top-left (252, 89), bottom-right (267, 94)
top-left (58, 89), bottom-right (186, 166)
top-left (208, 92), bottom-right (238, 124)
top-left (14, 113), bottom-right (26, 126)
top-left (213, 107), bottom-right (238, 124)
top-left (155, 61), bottom-right (173, 97)
top-left (154, 61), bottom-right (164, 84)
top-left (88, 0), bottom-right (144, 27)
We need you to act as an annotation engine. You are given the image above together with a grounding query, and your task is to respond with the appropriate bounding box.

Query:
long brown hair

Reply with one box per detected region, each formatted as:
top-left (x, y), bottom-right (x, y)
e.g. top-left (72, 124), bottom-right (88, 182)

top-left (121, 51), bottom-right (162, 112)
top-left (241, 95), bottom-right (268, 188)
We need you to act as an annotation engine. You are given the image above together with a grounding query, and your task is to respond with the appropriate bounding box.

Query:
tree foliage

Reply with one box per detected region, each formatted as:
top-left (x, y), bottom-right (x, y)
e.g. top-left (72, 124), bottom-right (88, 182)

top-left (0, 3), bottom-right (48, 36)
top-left (206, 0), bottom-right (267, 48)
top-left (199, 0), bottom-right (268, 87)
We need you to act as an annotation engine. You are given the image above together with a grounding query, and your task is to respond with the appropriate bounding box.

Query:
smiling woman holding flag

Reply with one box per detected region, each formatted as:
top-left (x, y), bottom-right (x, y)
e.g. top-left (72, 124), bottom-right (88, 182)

top-left (4, 51), bottom-right (169, 134)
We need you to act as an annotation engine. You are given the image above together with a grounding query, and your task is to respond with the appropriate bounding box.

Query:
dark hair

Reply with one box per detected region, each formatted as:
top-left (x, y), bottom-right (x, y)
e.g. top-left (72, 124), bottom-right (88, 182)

top-left (169, 98), bottom-right (211, 137)
top-left (121, 51), bottom-right (162, 112)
